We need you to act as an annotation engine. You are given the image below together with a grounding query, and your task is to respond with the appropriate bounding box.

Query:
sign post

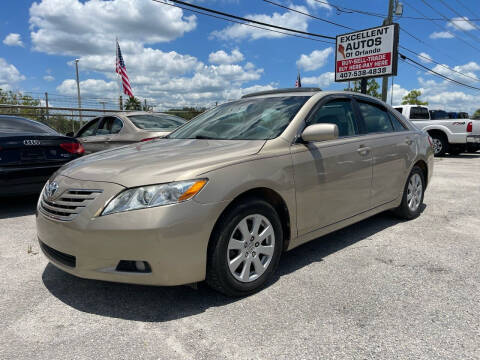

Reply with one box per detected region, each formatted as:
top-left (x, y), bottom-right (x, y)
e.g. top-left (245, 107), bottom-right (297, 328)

top-left (334, 24), bottom-right (399, 93)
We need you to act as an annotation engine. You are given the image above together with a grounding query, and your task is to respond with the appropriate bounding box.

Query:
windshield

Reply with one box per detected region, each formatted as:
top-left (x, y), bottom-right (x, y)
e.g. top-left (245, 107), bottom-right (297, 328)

top-left (168, 96), bottom-right (310, 140)
top-left (128, 114), bottom-right (186, 131)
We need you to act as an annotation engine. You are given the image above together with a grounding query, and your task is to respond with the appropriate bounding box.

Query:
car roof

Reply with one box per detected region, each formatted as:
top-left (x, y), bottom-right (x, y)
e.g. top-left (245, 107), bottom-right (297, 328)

top-left (242, 88), bottom-right (393, 105)
top-left (114, 111), bottom-right (184, 118)
top-left (242, 88), bottom-right (322, 98)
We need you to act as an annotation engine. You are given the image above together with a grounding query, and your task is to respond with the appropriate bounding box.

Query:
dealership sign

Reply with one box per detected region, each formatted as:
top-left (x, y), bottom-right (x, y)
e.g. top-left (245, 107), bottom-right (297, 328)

top-left (335, 24), bottom-right (399, 82)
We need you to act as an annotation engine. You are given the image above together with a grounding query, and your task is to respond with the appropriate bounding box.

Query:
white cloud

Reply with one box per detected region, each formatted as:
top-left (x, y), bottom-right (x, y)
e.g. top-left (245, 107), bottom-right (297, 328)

top-left (418, 52), bottom-right (432, 64)
top-left (296, 47), bottom-right (333, 71)
top-left (208, 49), bottom-right (244, 65)
top-left (302, 72), bottom-right (334, 88)
top-left (447, 17), bottom-right (476, 32)
top-left (387, 83), bottom-right (409, 106)
top-left (3, 33), bottom-right (24, 47)
top-left (211, 6), bottom-right (310, 41)
top-left (56, 45), bottom-right (266, 109)
top-left (415, 77), bottom-right (478, 113)
top-left (57, 79), bottom-right (118, 97)
top-left (431, 61), bottom-right (479, 83)
top-left (29, 0), bottom-right (196, 56)
top-left (429, 31), bottom-right (454, 39)
top-left (306, 0), bottom-right (332, 12)
top-left (29, 1), bottom-right (273, 109)
top-left (0, 58), bottom-right (26, 89)
top-left (43, 75), bottom-right (55, 82)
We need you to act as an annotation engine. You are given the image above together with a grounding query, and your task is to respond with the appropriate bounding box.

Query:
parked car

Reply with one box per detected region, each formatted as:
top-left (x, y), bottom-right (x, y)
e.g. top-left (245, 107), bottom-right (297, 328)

top-left (394, 105), bottom-right (480, 156)
top-left (37, 88), bottom-right (433, 296)
top-left (0, 115), bottom-right (84, 196)
top-left (68, 112), bottom-right (186, 154)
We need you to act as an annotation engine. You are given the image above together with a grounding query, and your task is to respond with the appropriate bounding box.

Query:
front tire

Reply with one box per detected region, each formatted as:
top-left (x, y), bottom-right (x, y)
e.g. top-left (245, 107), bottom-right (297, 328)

top-left (394, 166), bottom-right (425, 220)
top-left (206, 199), bottom-right (283, 297)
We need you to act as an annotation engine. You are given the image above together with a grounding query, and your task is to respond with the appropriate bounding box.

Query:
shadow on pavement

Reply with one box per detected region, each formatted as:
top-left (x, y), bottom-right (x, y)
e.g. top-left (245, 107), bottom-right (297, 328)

top-left (42, 209), bottom-right (423, 322)
top-left (0, 195), bottom-right (38, 219)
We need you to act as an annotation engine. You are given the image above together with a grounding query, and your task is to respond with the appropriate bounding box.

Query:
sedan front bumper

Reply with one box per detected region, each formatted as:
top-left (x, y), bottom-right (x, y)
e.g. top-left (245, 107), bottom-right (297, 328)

top-left (36, 175), bottom-right (227, 286)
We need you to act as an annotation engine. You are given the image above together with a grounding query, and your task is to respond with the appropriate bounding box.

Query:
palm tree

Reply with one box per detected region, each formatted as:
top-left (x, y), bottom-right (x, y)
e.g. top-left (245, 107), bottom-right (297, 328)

top-left (125, 96), bottom-right (141, 110)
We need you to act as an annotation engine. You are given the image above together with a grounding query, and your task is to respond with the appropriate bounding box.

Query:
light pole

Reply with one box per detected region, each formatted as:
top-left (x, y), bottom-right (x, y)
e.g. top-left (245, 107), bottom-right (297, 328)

top-left (74, 59), bottom-right (82, 123)
top-left (381, 0), bottom-right (395, 102)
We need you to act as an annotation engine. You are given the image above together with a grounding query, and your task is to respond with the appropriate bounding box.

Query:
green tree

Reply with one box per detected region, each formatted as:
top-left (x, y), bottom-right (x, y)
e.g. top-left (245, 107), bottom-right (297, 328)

top-left (0, 88), bottom-right (81, 134)
top-left (472, 109), bottom-right (480, 119)
top-left (401, 90), bottom-right (428, 105)
top-left (166, 107), bottom-right (207, 120)
top-left (344, 79), bottom-right (381, 99)
top-left (125, 96), bottom-right (142, 110)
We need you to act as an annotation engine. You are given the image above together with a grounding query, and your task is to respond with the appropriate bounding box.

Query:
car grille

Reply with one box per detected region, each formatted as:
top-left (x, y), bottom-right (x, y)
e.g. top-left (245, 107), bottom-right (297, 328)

top-left (40, 189), bottom-right (103, 221)
top-left (39, 240), bottom-right (76, 268)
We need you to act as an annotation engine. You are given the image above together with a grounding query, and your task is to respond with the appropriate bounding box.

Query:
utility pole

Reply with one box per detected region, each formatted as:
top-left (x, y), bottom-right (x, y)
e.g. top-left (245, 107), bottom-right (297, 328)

top-left (74, 59), bottom-right (82, 122)
top-left (381, 0), bottom-right (395, 102)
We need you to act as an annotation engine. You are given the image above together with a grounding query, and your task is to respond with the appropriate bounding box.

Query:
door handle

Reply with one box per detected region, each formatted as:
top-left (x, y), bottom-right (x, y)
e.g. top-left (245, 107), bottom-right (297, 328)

top-left (357, 145), bottom-right (371, 156)
top-left (405, 138), bottom-right (413, 145)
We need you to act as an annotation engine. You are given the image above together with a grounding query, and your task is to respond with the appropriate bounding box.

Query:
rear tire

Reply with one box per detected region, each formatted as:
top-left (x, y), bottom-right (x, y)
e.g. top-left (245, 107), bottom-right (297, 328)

top-left (393, 166), bottom-right (425, 220)
top-left (206, 199), bottom-right (283, 297)
top-left (430, 133), bottom-right (447, 156)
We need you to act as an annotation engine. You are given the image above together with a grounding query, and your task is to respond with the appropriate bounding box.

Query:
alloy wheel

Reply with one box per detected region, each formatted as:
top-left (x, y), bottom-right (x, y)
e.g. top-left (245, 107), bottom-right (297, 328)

top-left (227, 214), bottom-right (275, 283)
top-left (407, 173), bottom-right (423, 212)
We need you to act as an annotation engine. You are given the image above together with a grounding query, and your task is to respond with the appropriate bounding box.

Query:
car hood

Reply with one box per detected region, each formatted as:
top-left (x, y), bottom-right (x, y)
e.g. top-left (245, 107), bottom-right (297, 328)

top-left (58, 138), bottom-right (266, 187)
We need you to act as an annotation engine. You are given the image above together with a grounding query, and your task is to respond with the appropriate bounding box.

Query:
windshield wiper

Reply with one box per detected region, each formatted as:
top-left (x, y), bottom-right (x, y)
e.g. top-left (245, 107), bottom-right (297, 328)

top-left (194, 135), bottom-right (215, 139)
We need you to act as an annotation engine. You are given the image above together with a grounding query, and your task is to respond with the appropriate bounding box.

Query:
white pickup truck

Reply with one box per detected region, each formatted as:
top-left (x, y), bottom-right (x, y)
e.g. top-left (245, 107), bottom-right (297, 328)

top-left (394, 105), bottom-right (480, 156)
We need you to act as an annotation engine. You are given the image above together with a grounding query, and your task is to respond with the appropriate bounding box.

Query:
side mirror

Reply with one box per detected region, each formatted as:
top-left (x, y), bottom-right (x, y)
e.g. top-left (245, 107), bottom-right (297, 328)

top-left (301, 123), bottom-right (339, 142)
top-left (66, 131), bottom-right (75, 137)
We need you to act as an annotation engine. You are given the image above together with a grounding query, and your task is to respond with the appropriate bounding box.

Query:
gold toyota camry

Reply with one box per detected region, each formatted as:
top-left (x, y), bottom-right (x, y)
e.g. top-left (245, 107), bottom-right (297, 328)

top-left (37, 88), bottom-right (433, 296)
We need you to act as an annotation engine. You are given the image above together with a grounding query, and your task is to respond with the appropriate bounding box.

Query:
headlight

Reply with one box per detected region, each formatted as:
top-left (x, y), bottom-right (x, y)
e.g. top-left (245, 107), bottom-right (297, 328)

top-left (101, 179), bottom-right (207, 216)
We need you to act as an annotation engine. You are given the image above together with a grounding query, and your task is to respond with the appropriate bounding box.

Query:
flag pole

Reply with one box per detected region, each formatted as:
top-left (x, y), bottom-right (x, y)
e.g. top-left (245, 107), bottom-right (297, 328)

top-left (116, 37), bottom-right (123, 110)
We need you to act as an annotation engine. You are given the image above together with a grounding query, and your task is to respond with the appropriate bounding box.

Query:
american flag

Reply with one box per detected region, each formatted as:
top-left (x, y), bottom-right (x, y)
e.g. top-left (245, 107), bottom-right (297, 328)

top-left (295, 72), bottom-right (302, 88)
top-left (116, 40), bottom-right (134, 98)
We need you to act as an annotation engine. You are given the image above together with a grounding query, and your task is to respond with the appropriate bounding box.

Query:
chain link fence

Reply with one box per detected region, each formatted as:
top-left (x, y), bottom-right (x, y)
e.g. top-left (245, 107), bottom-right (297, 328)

top-left (0, 89), bottom-right (210, 134)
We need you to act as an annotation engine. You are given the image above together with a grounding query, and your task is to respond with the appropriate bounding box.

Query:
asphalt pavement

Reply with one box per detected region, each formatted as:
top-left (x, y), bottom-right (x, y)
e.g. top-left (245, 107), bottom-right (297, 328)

top-left (1, 154), bottom-right (479, 359)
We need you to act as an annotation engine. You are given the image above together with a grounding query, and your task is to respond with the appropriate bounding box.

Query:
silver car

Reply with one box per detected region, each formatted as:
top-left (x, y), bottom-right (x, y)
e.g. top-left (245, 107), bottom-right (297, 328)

top-left (69, 111), bottom-right (186, 154)
top-left (37, 88), bottom-right (433, 297)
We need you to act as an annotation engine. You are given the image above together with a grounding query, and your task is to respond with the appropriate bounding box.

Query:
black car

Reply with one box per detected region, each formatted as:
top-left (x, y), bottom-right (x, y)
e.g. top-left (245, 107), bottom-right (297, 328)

top-left (0, 116), bottom-right (84, 196)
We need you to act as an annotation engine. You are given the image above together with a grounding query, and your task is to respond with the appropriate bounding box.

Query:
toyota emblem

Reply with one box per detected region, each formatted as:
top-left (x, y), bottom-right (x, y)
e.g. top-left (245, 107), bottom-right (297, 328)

top-left (45, 181), bottom-right (59, 199)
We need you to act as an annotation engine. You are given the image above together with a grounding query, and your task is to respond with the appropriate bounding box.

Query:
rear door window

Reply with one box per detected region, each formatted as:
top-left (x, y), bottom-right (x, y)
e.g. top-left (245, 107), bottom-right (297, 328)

top-left (308, 98), bottom-right (359, 137)
top-left (96, 117), bottom-right (123, 135)
top-left (357, 101), bottom-right (394, 134)
top-left (410, 107), bottom-right (430, 120)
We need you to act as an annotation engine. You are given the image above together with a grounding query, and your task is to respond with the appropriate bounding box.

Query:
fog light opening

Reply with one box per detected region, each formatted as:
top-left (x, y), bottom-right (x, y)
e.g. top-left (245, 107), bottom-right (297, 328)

top-left (116, 260), bottom-right (152, 273)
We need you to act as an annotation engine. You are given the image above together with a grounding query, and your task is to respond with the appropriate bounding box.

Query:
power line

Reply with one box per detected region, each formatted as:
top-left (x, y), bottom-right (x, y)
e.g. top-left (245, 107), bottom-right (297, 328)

top-left (399, 53), bottom-right (480, 91)
top-left (403, 0), bottom-right (480, 57)
top-left (270, 0), bottom-right (477, 82)
top-left (150, 0), bottom-right (480, 93)
top-left (152, 0), bottom-right (335, 44)
top-left (436, 0), bottom-right (480, 31)
top-left (399, 46), bottom-right (479, 82)
top-left (418, 0), bottom-right (480, 52)
top-left (162, 0), bottom-right (336, 40)
top-left (262, 0), bottom-right (354, 30)
top-left (454, 0), bottom-right (480, 23)
top-left (311, 0), bottom-right (480, 21)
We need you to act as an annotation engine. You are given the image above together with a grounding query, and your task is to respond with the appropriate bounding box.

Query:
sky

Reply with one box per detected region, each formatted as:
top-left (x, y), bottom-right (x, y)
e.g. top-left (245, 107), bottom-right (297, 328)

top-left (1, 0), bottom-right (480, 113)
